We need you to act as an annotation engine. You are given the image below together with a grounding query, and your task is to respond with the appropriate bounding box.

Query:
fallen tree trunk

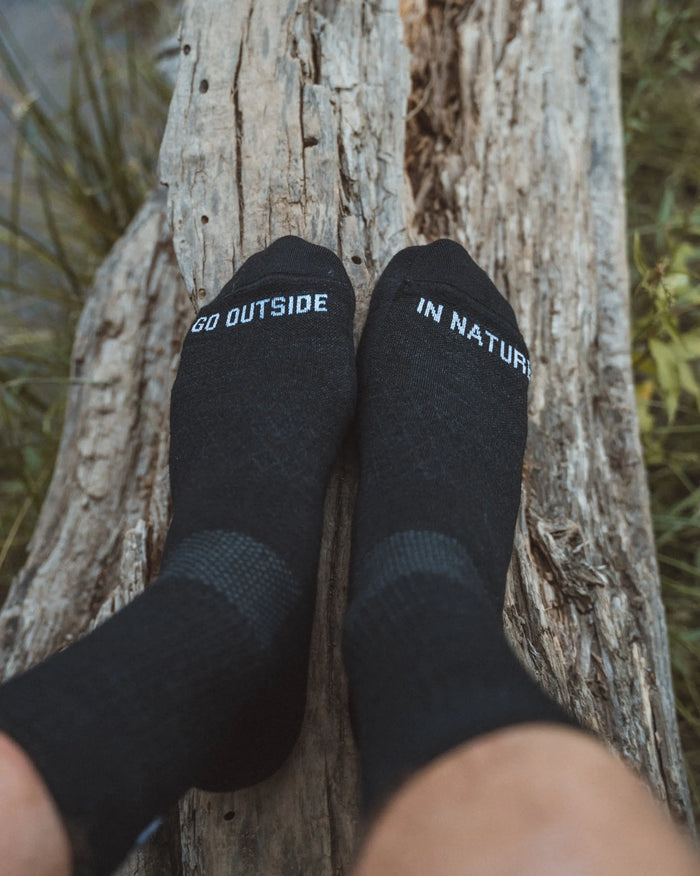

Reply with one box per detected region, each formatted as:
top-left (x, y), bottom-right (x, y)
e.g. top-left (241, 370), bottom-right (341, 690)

top-left (0, 0), bottom-right (692, 873)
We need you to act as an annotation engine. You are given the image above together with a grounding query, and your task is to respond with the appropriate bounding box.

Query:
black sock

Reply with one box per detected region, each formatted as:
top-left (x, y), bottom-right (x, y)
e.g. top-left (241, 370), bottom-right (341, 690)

top-left (343, 239), bottom-right (576, 815)
top-left (0, 236), bottom-right (356, 874)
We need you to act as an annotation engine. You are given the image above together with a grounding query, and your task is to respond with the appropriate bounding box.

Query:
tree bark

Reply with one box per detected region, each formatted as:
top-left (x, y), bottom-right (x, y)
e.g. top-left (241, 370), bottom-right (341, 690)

top-left (0, 0), bottom-right (692, 873)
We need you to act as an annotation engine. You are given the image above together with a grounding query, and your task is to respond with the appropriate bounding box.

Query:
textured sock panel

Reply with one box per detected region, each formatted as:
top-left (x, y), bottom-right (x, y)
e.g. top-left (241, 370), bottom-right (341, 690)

top-left (159, 530), bottom-right (305, 645)
top-left (348, 529), bottom-right (493, 608)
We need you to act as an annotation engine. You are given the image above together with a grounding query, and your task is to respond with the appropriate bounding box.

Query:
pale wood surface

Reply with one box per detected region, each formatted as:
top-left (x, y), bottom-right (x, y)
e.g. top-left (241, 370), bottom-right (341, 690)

top-left (0, 0), bottom-right (692, 873)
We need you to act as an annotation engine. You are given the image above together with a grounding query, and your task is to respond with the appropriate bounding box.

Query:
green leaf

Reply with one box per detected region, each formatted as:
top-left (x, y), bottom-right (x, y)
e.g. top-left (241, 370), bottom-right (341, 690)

top-left (633, 230), bottom-right (649, 276)
top-left (678, 360), bottom-right (700, 410)
top-left (649, 336), bottom-right (682, 421)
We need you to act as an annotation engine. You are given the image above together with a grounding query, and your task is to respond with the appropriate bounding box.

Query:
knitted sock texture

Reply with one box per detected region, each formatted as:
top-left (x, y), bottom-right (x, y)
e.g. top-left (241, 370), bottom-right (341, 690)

top-left (0, 236), bottom-right (357, 874)
top-left (344, 239), bottom-right (575, 815)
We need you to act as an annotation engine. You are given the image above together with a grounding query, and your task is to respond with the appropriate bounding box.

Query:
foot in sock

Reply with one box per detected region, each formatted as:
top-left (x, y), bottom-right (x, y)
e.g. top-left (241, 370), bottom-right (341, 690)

top-left (343, 239), bottom-right (575, 816)
top-left (0, 236), bottom-right (356, 874)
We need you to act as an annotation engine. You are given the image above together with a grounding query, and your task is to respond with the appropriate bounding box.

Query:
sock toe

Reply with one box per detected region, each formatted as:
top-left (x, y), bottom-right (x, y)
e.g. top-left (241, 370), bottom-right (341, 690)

top-left (372, 238), bottom-right (521, 333)
top-left (229, 235), bottom-right (351, 292)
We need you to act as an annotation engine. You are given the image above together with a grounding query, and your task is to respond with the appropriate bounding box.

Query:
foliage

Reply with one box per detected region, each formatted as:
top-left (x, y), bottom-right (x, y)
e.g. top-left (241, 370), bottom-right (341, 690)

top-left (633, 221), bottom-right (700, 437)
top-left (0, 0), bottom-right (172, 596)
top-left (622, 0), bottom-right (700, 820)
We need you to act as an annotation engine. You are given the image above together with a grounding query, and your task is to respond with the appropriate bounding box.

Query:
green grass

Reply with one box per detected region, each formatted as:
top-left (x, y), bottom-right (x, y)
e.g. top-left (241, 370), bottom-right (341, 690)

top-left (622, 0), bottom-right (700, 821)
top-left (0, 0), bottom-right (172, 597)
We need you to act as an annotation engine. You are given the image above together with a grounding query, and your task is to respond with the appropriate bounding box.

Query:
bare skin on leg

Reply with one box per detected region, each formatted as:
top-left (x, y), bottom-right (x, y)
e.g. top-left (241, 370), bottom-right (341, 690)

top-left (0, 732), bottom-right (71, 876)
top-left (353, 723), bottom-right (700, 876)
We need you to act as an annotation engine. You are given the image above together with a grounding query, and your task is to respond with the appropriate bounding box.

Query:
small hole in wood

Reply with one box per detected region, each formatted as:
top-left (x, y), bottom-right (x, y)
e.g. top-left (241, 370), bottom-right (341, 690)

top-left (198, 289), bottom-right (206, 299)
top-left (303, 135), bottom-right (319, 148)
top-left (199, 79), bottom-right (209, 94)
top-left (201, 215), bottom-right (209, 225)
top-left (183, 44), bottom-right (191, 55)
top-left (351, 255), bottom-right (362, 265)
top-left (223, 811), bottom-right (235, 821)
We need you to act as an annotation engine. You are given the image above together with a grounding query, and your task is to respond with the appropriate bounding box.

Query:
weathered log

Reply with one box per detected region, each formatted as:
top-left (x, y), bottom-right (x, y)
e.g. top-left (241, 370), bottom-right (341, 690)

top-left (0, 0), bottom-right (692, 873)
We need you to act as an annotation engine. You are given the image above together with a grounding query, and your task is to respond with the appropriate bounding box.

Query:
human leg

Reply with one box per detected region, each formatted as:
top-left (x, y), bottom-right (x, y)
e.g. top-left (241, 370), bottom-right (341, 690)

top-left (353, 723), bottom-right (700, 876)
top-left (342, 239), bottom-right (699, 874)
top-left (0, 236), bottom-right (356, 874)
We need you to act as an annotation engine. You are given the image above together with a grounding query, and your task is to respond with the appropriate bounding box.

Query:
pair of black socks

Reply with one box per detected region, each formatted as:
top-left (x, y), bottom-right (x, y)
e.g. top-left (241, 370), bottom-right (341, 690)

top-left (0, 237), bottom-right (574, 874)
